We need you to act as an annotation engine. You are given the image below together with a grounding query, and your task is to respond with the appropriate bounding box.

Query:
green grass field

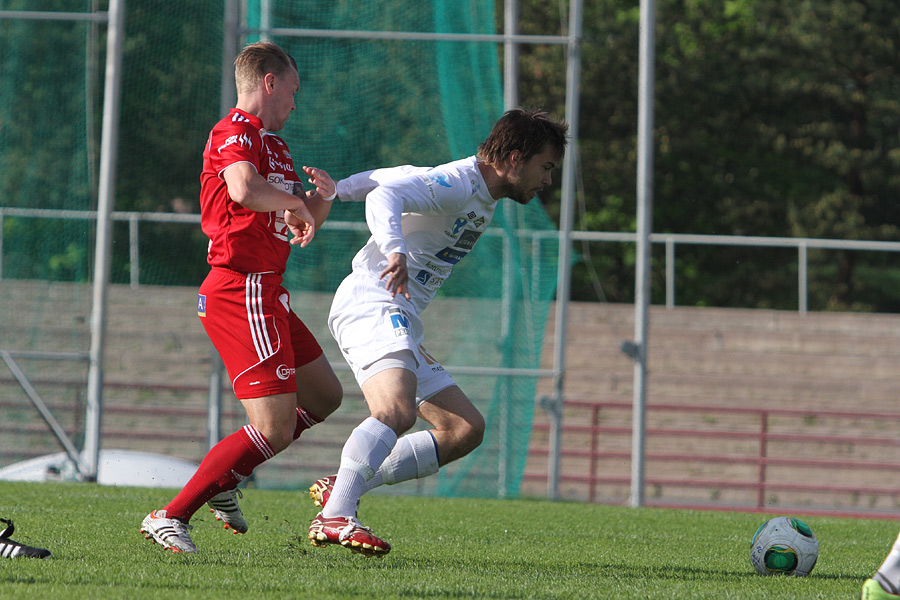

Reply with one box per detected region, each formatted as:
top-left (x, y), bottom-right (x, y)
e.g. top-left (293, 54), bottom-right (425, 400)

top-left (0, 481), bottom-right (894, 599)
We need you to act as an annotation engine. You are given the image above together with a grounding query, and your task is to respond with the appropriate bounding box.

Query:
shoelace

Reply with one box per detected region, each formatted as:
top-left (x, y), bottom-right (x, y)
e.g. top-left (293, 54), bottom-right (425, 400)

top-left (171, 520), bottom-right (194, 535)
top-left (209, 488), bottom-right (242, 511)
top-left (0, 519), bottom-right (13, 540)
top-left (337, 517), bottom-right (371, 542)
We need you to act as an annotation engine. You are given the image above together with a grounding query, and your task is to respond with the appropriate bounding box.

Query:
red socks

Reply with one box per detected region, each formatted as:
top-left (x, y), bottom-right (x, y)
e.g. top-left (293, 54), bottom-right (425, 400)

top-left (164, 408), bottom-right (323, 522)
top-left (294, 407), bottom-right (323, 440)
top-left (164, 425), bottom-right (273, 521)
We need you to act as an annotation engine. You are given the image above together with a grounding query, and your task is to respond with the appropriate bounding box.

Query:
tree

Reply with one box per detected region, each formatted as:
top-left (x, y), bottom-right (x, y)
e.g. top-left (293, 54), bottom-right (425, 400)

top-left (516, 0), bottom-right (900, 310)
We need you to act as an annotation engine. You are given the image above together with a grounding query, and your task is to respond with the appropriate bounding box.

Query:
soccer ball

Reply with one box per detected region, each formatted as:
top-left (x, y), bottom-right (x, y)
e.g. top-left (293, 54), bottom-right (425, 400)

top-left (749, 516), bottom-right (818, 576)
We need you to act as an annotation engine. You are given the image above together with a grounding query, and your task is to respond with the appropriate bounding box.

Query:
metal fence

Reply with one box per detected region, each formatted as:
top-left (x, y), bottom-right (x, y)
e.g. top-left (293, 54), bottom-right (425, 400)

top-left (5, 207), bottom-right (900, 312)
top-left (526, 399), bottom-right (900, 518)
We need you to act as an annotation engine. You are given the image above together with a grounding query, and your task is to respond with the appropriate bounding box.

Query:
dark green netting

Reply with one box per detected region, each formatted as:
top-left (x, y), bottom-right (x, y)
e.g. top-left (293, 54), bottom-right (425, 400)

top-left (0, 1), bottom-right (560, 498)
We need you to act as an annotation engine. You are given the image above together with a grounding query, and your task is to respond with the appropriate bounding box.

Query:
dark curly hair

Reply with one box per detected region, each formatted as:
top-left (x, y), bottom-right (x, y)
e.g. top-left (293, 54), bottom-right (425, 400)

top-left (477, 108), bottom-right (569, 166)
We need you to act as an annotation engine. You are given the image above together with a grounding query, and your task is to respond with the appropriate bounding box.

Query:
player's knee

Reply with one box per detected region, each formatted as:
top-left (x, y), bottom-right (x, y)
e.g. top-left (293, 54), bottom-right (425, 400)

top-left (459, 413), bottom-right (485, 454)
top-left (298, 377), bottom-right (343, 419)
top-left (319, 382), bottom-right (343, 415)
top-left (394, 410), bottom-right (419, 435)
top-left (266, 427), bottom-right (294, 454)
top-left (373, 407), bottom-right (418, 435)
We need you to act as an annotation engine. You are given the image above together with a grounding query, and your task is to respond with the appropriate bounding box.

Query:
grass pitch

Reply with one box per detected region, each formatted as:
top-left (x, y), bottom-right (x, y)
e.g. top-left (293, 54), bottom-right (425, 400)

top-left (0, 481), bottom-right (893, 599)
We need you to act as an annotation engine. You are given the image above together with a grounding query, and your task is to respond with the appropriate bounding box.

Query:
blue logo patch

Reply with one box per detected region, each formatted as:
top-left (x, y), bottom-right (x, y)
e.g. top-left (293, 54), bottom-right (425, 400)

top-left (428, 173), bottom-right (452, 188)
top-left (415, 270), bottom-right (432, 285)
top-left (452, 218), bottom-right (467, 235)
top-left (435, 247), bottom-right (468, 264)
top-left (197, 294), bottom-right (207, 317)
top-left (453, 229), bottom-right (482, 250)
top-left (388, 307), bottom-right (410, 337)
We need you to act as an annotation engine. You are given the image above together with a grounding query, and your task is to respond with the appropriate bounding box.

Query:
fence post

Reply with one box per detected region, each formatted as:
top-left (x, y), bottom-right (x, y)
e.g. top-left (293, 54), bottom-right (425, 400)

top-left (129, 214), bottom-right (139, 288)
top-left (0, 210), bottom-right (4, 281)
top-left (665, 236), bottom-right (675, 308)
top-left (590, 404), bottom-right (600, 502)
top-left (798, 243), bottom-right (808, 314)
top-left (757, 410), bottom-right (768, 509)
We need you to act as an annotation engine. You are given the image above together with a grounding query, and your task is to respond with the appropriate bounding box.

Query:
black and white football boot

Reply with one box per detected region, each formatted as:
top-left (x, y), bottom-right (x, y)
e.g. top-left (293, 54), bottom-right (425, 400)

top-left (0, 518), bottom-right (52, 558)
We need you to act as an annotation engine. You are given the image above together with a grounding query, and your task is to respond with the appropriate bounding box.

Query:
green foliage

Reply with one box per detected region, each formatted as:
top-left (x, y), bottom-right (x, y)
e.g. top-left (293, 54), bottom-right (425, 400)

top-left (518, 0), bottom-right (900, 310)
top-left (0, 481), bottom-right (893, 599)
top-left (5, 1), bottom-right (900, 310)
top-left (116, 2), bottom-right (224, 214)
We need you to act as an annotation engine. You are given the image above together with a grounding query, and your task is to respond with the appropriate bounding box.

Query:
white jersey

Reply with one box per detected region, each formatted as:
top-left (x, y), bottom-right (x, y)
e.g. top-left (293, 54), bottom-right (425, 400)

top-left (335, 156), bottom-right (497, 315)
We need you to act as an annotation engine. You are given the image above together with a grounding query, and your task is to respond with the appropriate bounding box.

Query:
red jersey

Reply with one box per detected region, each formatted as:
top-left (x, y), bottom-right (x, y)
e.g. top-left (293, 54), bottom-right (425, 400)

top-left (200, 108), bottom-right (303, 274)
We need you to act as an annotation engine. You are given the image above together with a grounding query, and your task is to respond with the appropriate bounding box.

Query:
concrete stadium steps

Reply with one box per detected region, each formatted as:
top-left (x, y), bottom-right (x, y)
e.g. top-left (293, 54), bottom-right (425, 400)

top-left (4, 280), bottom-right (900, 511)
top-left (538, 303), bottom-right (900, 406)
top-left (526, 302), bottom-right (900, 508)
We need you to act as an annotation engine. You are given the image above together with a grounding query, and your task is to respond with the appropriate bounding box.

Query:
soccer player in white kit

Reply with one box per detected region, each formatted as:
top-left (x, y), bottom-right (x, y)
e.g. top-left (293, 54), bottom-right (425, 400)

top-left (863, 539), bottom-right (900, 598)
top-left (307, 108), bottom-right (569, 555)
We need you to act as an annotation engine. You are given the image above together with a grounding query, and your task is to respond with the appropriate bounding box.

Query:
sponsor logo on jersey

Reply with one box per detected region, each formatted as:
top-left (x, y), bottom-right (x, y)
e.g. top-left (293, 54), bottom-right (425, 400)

top-left (276, 364), bottom-right (295, 380)
top-left (414, 270), bottom-right (432, 285)
top-left (427, 173), bottom-right (452, 188)
top-left (414, 269), bottom-right (443, 291)
top-left (424, 260), bottom-right (451, 276)
top-left (268, 156), bottom-right (295, 173)
top-left (232, 113), bottom-right (251, 123)
top-left (217, 133), bottom-right (252, 154)
top-left (435, 247), bottom-right (468, 264)
top-left (451, 218), bottom-right (467, 235)
top-left (271, 210), bottom-right (289, 242)
top-left (472, 216), bottom-right (486, 228)
top-left (388, 307), bottom-right (411, 337)
top-left (453, 229), bottom-right (482, 251)
top-left (267, 173), bottom-right (297, 195)
top-left (262, 177), bottom-right (291, 241)
top-left (197, 294), bottom-right (207, 317)
top-left (420, 174), bottom-right (438, 200)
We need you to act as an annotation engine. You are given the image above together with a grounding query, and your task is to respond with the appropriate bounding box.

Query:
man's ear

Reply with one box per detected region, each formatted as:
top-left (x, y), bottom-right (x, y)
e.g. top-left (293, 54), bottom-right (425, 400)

top-left (508, 150), bottom-right (522, 168)
top-left (263, 72), bottom-right (276, 94)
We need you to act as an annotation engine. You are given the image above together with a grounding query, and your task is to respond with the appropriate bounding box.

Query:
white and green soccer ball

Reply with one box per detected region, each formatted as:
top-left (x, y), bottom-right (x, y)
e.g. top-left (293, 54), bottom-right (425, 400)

top-left (749, 516), bottom-right (818, 576)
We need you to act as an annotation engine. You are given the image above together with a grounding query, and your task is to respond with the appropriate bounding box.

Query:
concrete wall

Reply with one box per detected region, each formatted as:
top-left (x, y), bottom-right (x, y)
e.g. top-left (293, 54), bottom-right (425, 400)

top-left (3, 281), bottom-right (899, 511)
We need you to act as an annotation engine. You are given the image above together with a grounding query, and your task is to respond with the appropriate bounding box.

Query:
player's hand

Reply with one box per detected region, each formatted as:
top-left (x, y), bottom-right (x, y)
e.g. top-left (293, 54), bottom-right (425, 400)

top-left (380, 253), bottom-right (410, 299)
top-left (302, 166), bottom-right (336, 201)
top-left (286, 206), bottom-right (315, 247)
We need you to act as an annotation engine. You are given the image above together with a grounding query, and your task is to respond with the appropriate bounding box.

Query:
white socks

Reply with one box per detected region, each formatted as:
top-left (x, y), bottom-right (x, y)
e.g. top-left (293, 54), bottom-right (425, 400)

top-left (322, 417), bottom-right (396, 519)
top-left (874, 530), bottom-right (900, 594)
top-left (365, 430), bottom-right (440, 490)
top-left (322, 423), bottom-right (441, 518)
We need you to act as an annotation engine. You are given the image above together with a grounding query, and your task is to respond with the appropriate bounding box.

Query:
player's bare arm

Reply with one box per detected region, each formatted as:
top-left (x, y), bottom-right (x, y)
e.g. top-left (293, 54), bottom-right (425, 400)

top-left (300, 166), bottom-right (336, 230)
top-left (380, 252), bottom-right (410, 299)
top-left (284, 207), bottom-right (315, 247)
top-left (223, 162), bottom-right (315, 246)
top-left (223, 162), bottom-right (311, 215)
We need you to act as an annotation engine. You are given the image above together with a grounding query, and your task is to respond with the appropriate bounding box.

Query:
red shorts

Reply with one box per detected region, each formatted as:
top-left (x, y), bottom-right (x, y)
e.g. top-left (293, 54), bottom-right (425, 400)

top-left (198, 267), bottom-right (323, 399)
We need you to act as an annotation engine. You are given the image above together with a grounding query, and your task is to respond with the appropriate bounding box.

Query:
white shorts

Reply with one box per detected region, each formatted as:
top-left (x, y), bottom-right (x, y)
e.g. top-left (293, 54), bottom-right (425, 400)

top-left (328, 271), bottom-right (455, 405)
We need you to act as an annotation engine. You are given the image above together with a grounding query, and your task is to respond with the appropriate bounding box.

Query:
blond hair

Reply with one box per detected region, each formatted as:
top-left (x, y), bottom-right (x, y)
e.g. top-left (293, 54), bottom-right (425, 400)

top-left (234, 41), bottom-right (298, 95)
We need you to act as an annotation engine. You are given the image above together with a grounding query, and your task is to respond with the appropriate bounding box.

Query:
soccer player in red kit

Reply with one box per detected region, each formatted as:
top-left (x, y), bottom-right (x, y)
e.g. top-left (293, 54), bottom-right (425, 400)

top-left (140, 41), bottom-right (342, 554)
